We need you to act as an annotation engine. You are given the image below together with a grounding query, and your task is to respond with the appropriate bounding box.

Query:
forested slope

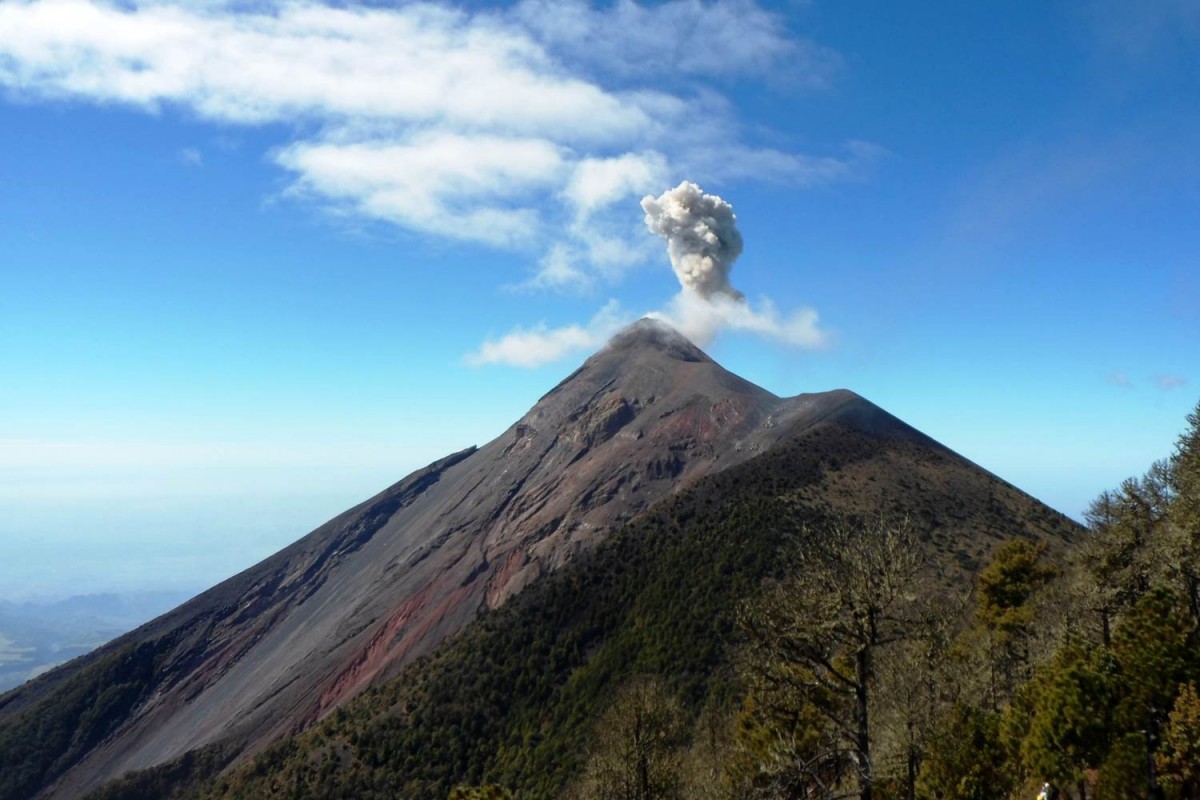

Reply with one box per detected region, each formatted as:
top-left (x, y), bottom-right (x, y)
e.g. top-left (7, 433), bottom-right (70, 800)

top-left (142, 417), bottom-right (1072, 800)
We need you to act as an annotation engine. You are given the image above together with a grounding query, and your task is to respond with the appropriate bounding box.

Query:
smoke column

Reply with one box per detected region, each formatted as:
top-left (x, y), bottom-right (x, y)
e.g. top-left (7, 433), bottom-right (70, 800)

top-left (471, 178), bottom-right (828, 365)
top-left (641, 181), bottom-right (744, 300)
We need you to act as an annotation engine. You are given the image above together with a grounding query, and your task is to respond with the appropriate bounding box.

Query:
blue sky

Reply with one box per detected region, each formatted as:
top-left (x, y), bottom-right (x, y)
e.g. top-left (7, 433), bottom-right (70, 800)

top-left (1, 0), bottom-right (1197, 600)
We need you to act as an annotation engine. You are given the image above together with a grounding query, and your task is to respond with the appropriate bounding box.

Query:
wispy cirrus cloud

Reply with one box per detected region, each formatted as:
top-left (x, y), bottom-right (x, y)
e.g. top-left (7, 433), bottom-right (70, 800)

top-left (511, 0), bottom-right (840, 86)
top-left (1087, 0), bottom-right (1200, 61)
top-left (178, 146), bottom-right (203, 167)
top-left (1155, 374), bottom-right (1187, 391)
top-left (1104, 372), bottom-right (1188, 392)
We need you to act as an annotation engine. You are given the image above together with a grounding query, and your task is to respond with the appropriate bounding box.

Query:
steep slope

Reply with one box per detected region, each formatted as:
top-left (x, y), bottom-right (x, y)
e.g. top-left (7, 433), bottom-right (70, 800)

top-left (0, 319), bottom-right (893, 800)
top-left (186, 397), bottom-right (1077, 800)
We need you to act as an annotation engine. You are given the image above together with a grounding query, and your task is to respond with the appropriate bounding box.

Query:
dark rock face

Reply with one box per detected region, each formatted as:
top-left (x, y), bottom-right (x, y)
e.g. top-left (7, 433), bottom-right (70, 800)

top-left (0, 318), bottom-right (1039, 798)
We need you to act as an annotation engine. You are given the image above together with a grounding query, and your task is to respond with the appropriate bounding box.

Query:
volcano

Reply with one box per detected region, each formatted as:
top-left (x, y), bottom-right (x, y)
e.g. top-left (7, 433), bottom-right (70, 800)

top-left (0, 319), bottom-right (1077, 800)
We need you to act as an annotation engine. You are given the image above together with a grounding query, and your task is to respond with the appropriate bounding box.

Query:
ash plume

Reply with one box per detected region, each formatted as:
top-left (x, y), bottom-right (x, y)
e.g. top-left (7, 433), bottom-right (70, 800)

top-left (639, 180), bottom-right (828, 351)
top-left (470, 180), bottom-right (830, 367)
top-left (641, 181), bottom-right (744, 300)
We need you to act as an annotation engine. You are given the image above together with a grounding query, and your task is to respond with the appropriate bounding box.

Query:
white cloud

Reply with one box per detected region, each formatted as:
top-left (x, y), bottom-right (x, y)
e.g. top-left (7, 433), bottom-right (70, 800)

top-left (1155, 374), bottom-right (1187, 391)
top-left (525, 151), bottom-right (670, 285)
top-left (471, 289), bottom-right (829, 368)
top-left (0, 0), bottom-right (870, 283)
top-left (563, 152), bottom-right (669, 218)
top-left (683, 139), bottom-right (889, 185)
top-left (517, 243), bottom-right (596, 292)
top-left (652, 290), bottom-right (829, 349)
top-left (275, 132), bottom-right (568, 246)
top-left (0, 0), bottom-right (647, 138)
top-left (466, 300), bottom-right (631, 367)
top-left (511, 0), bottom-right (839, 86)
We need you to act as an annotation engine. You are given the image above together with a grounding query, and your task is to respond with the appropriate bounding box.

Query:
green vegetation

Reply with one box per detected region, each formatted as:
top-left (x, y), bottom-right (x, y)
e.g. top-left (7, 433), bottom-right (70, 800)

top-left (739, 515), bottom-right (930, 800)
top-left (37, 398), bottom-right (1200, 800)
top-left (568, 677), bottom-right (688, 800)
top-left (916, 399), bottom-right (1200, 799)
top-left (449, 786), bottom-right (514, 800)
top-left (561, 429), bottom-right (1200, 800)
top-left (0, 638), bottom-right (168, 800)
top-left (83, 742), bottom-right (240, 800)
top-left (201, 432), bottom-right (824, 800)
top-left (560, 399), bottom-right (1200, 800)
top-left (184, 420), bottom-right (1070, 800)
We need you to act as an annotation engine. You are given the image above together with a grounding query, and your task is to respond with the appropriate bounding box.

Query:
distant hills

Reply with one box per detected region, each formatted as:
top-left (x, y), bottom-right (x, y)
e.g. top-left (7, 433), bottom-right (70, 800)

top-left (0, 591), bottom-right (193, 693)
top-left (0, 319), bottom-right (1079, 800)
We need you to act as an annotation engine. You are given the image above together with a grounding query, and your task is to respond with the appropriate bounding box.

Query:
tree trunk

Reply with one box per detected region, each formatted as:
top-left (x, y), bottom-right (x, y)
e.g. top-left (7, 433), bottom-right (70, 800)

top-left (906, 743), bottom-right (917, 800)
top-left (1186, 569), bottom-right (1200, 627)
top-left (856, 645), bottom-right (872, 800)
top-left (1147, 721), bottom-right (1164, 800)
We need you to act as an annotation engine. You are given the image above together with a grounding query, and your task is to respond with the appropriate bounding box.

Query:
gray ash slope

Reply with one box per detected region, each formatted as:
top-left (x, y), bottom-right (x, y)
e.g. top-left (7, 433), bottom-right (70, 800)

top-left (0, 318), bottom-right (1062, 799)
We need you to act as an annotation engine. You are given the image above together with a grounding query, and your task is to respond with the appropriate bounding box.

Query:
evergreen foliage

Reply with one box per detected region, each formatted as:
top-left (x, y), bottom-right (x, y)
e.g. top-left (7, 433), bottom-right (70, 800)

top-left (917, 703), bottom-right (1011, 800)
top-left (1014, 643), bottom-right (1116, 788)
top-left (200, 426), bottom-right (841, 800)
top-left (28, 398), bottom-right (1200, 800)
top-left (1157, 683), bottom-right (1200, 798)
top-left (449, 785), bottom-right (514, 800)
top-left (738, 515), bottom-right (931, 800)
top-left (569, 677), bottom-right (687, 800)
top-left (0, 639), bottom-right (168, 800)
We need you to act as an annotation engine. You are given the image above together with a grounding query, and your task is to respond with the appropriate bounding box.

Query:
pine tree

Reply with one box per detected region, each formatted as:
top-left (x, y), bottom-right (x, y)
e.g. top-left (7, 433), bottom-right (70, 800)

top-left (1014, 643), bottom-right (1116, 797)
top-left (976, 539), bottom-right (1057, 705)
top-left (740, 515), bottom-right (930, 800)
top-left (917, 703), bottom-right (1012, 800)
top-left (1157, 683), bottom-right (1200, 800)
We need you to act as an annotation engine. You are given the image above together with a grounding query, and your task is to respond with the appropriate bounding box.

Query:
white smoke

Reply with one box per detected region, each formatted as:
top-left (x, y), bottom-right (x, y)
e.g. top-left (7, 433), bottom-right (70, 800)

top-left (468, 181), bottom-right (830, 368)
top-left (641, 180), bottom-right (829, 350)
top-left (641, 181), bottom-right (744, 300)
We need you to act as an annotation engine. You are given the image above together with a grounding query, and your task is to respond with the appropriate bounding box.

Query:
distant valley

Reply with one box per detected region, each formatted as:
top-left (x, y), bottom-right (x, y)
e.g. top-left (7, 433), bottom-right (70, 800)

top-left (0, 591), bottom-right (194, 693)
